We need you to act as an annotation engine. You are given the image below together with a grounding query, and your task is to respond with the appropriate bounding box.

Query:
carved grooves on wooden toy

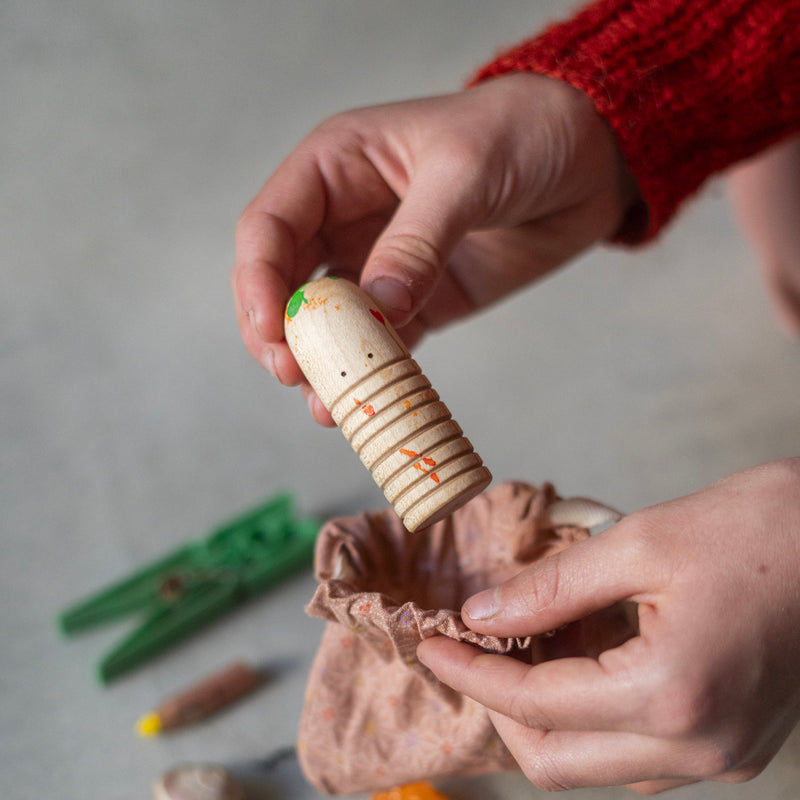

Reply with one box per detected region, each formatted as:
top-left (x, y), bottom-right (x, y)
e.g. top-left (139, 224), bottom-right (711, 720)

top-left (392, 448), bottom-right (483, 518)
top-left (351, 394), bottom-right (449, 462)
top-left (370, 420), bottom-right (465, 490)
top-left (406, 461), bottom-right (491, 530)
top-left (340, 374), bottom-right (450, 467)
top-left (329, 356), bottom-right (488, 526)
top-left (329, 356), bottom-right (416, 425)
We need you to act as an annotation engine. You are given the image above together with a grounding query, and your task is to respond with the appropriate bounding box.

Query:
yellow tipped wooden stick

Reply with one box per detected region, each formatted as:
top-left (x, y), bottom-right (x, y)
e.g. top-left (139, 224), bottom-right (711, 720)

top-left (135, 661), bottom-right (262, 737)
top-left (136, 711), bottom-right (163, 738)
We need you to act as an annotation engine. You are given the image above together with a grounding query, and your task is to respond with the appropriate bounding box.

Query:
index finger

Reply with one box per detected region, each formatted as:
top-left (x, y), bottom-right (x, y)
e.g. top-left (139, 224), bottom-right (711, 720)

top-left (416, 635), bottom-right (654, 734)
top-left (233, 152), bottom-right (327, 346)
top-left (461, 518), bottom-right (660, 638)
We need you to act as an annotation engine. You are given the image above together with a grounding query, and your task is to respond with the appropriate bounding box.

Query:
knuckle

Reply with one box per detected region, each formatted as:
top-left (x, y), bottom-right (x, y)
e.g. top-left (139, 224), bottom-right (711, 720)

top-left (521, 753), bottom-right (572, 792)
top-left (722, 761), bottom-right (768, 784)
top-left (310, 109), bottom-right (358, 137)
top-left (507, 687), bottom-right (556, 732)
top-left (375, 232), bottom-right (443, 281)
top-left (691, 741), bottom-right (737, 779)
top-left (235, 204), bottom-right (259, 244)
top-left (687, 731), bottom-right (763, 781)
top-left (433, 134), bottom-right (485, 174)
top-left (308, 111), bottom-right (369, 158)
top-left (235, 206), bottom-right (296, 267)
top-left (235, 205), bottom-right (276, 256)
top-left (761, 456), bottom-right (800, 490)
top-left (701, 729), bottom-right (762, 778)
top-left (522, 553), bottom-right (563, 616)
top-left (648, 673), bottom-right (763, 780)
top-left (618, 508), bottom-right (663, 555)
top-left (649, 675), bottom-right (715, 739)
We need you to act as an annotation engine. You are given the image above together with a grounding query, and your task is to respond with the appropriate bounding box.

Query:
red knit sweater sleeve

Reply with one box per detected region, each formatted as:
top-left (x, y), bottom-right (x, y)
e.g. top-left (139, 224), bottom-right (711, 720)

top-left (472, 0), bottom-right (800, 242)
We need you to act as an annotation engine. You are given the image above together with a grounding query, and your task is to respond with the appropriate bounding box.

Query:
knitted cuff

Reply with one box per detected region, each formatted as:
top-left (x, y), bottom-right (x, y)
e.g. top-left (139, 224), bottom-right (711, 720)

top-left (471, 0), bottom-right (800, 243)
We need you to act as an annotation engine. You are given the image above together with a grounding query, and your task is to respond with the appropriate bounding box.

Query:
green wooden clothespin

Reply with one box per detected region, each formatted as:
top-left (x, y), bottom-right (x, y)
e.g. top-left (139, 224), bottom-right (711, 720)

top-left (58, 492), bottom-right (320, 683)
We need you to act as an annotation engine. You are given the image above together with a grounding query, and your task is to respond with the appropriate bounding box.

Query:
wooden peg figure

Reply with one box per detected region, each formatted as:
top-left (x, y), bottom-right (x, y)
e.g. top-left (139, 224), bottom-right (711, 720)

top-left (284, 276), bottom-right (491, 532)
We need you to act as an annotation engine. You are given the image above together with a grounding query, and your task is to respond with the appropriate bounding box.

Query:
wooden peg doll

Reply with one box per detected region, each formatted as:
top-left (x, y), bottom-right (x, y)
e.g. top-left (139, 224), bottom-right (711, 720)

top-left (284, 276), bottom-right (491, 531)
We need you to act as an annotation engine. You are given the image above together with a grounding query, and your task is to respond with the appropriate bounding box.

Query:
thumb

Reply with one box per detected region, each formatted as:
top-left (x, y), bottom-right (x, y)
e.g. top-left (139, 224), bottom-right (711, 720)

top-left (462, 524), bottom-right (646, 638)
top-left (360, 168), bottom-right (479, 327)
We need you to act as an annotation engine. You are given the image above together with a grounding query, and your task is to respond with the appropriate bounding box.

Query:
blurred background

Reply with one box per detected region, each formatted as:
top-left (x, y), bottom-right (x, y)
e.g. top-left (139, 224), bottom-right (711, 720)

top-left (3, 1), bottom-right (799, 798)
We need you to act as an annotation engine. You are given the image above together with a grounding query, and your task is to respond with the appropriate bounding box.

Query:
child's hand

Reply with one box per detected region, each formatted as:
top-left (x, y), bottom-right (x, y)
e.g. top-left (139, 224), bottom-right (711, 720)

top-left (232, 72), bottom-right (637, 425)
top-left (417, 459), bottom-right (800, 793)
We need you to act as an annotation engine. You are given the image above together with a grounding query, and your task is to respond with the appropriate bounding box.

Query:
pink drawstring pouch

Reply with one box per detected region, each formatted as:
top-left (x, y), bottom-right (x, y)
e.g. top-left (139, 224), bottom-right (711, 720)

top-left (298, 482), bottom-right (636, 794)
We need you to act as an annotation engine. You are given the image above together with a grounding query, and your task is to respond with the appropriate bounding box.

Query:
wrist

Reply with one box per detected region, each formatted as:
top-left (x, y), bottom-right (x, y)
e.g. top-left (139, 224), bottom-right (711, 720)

top-left (472, 0), bottom-right (800, 243)
top-left (475, 71), bottom-right (639, 242)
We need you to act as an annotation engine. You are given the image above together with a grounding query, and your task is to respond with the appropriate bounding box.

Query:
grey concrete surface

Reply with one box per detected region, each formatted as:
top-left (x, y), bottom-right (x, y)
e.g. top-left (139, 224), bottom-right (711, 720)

top-left (2, 2), bottom-right (799, 799)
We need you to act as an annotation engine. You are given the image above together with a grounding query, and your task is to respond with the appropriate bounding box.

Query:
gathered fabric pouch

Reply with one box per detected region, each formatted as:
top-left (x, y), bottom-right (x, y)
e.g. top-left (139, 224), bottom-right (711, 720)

top-left (298, 482), bottom-right (636, 795)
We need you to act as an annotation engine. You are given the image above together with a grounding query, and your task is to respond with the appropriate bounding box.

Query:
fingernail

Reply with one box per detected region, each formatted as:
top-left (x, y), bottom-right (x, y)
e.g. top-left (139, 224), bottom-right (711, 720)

top-left (262, 348), bottom-right (276, 377)
top-left (367, 278), bottom-right (413, 318)
top-left (302, 385), bottom-right (320, 418)
top-left (306, 390), bottom-right (318, 419)
top-left (248, 308), bottom-right (266, 341)
top-left (463, 588), bottom-right (499, 621)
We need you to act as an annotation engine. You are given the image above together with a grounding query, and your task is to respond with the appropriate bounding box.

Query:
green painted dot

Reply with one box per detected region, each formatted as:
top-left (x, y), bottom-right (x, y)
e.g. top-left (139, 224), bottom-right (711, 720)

top-left (286, 287), bottom-right (307, 319)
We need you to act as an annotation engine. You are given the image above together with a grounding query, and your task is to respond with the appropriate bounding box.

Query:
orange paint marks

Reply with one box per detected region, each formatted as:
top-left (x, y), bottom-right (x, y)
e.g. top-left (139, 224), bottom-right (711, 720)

top-left (354, 397), bottom-right (375, 415)
top-left (404, 399), bottom-right (412, 410)
top-left (304, 296), bottom-right (328, 311)
top-left (400, 449), bottom-right (439, 482)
